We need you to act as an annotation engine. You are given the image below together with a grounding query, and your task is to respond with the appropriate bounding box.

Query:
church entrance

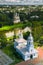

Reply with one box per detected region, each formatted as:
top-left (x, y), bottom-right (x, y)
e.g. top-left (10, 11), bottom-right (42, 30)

top-left (30, 54), bottom-right (33, 59)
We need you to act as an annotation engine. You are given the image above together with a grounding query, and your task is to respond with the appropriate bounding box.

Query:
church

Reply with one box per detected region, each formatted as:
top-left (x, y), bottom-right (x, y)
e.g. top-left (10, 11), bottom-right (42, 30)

top-left (14, 31), bottom-right (38, 61)
top-left (13, 13), bottom-right (20, 23)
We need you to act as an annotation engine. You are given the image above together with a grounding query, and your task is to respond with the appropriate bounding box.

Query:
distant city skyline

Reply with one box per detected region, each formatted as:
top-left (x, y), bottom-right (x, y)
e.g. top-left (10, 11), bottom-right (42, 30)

top-left (0, 0), bottom-right (43, 5)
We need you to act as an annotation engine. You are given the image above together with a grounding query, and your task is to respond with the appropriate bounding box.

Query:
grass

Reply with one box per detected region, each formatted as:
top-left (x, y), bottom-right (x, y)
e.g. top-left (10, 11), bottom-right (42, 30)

top-left (34, 42), bottom-right (39, 48)
top-left (0, 23), bottom-right (23, 31)
top-left (2, 44), bottom-right (23, 65)
top-left (41, 46), bottom-right (43, 49)
top-left (40, 36), bottom-right (43, 39)
top-left (0, 25), bottom-right (14, 31)
top-left (0, 22), bottom-right (31, 31)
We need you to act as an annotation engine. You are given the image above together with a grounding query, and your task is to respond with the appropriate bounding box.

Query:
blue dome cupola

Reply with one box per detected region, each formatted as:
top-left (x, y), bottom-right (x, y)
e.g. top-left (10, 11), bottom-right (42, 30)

top-left (27, 33), bottom-right (33, 44)
top-left (27, 33), bottom-right (34, 52)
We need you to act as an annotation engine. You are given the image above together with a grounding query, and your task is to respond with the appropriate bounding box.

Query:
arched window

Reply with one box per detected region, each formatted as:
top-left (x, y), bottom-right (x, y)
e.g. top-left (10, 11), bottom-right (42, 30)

top-left (29, 42), bottom-right (30, 45)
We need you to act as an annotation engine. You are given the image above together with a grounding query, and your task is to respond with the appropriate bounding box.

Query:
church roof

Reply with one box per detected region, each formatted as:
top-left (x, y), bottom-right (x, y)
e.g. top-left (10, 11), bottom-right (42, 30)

top-left (16, 45), bottom-right (38, 55)
top-left (23, 27), bottom-right (31, 32)
top-left (28, 33), bottom-right (33, 40)
top-left (15, 38), bottom-right (27, 43)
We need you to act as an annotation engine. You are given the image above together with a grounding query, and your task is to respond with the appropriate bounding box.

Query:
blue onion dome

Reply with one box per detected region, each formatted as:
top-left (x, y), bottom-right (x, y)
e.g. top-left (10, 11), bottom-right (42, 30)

top-left (27, 33), bottom-right (33, 41)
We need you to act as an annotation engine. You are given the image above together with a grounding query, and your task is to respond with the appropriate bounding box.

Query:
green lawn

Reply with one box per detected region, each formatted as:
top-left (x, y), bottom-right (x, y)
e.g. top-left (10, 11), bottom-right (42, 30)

top-left (0, 22), bottom-right (31, 31)
top-left (2, 44), bottom-right (23, 65)
top-left (0, 23), bottom-right (23, 31)
top-left (40, 36), bottom-right (43, 39)
top-left (0, 26), bottom-right (13, 31)
top-left (34, 42), bottom-right (39, 48)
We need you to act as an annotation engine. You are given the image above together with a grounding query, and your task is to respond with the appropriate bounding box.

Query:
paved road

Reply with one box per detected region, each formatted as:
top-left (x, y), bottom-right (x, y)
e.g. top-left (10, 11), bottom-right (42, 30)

top-left (0, 50), bottom-right (13, 65)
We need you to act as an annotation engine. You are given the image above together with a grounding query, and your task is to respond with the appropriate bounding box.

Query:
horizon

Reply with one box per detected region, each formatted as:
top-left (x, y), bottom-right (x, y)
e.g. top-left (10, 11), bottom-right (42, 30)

top-left (0, 0), bottom-right (43, 5)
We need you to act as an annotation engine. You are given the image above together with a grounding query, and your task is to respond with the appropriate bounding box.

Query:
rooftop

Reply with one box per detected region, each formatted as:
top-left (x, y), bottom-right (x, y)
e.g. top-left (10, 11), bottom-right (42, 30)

top-left (15, 38), bottom-right (27, 43)
top-left (16, 45), bottom-right (38, 55)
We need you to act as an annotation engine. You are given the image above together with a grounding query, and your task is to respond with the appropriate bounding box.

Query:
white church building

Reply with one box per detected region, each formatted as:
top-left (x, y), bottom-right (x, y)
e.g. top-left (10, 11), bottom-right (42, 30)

top-left (14, 31), bottom-right (38, 61)
top-left (13, 13), bottom-right (20, 23)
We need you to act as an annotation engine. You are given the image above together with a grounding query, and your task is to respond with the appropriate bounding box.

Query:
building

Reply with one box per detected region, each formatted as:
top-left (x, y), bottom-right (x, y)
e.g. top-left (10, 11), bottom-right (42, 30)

top-left (13, 13), bottom-right (20, 23)
top-left (5, 31), bottom-right (14, 38)
top-left (23, 26), bottom-right (31, 33)
top-left (14, 31), bottom-right (38, 61)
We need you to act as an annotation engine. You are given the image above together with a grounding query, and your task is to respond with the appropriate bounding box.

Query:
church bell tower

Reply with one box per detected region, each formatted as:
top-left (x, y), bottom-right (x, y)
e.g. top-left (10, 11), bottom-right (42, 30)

top-left (27, 33), bottom-right (34, 52)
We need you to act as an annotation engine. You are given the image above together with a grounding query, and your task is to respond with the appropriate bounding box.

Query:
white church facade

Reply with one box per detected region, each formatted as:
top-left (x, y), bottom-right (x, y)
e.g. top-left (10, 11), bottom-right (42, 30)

top-left (13, 13), bottom-right (20, 23)
top-left (14, 32), bottom-right (38, 61)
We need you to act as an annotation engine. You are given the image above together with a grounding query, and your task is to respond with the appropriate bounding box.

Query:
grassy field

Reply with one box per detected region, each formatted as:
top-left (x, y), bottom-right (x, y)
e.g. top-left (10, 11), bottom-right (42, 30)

top-left (0, 22), bottom-right (32, 31)
top-left (0, 23), bottom-right (23, 31)
top-left (2, 44), bottom-right (23, 65)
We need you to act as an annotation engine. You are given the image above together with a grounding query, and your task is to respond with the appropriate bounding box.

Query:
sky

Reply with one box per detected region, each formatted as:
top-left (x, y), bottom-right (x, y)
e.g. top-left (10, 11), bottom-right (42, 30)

top-left (0, 0), bottom-right (43, 5)
top-left (0, 0), bottom-right (41, 2)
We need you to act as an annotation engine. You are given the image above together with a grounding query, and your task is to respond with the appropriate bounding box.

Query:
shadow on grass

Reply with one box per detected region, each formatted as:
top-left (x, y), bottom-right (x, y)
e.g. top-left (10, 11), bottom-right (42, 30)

top-left (2, 44), bottom-right (23, 64)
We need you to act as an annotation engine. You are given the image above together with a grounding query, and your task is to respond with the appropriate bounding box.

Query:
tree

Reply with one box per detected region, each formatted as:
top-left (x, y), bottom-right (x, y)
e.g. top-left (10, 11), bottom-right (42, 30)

top-left (39, 37), bottom-right (43, 46)
top-left (32, 21), bottom-right (42, 41)
top-left (19, 12), bottom-right (27, 21)
top-left (23, 32), bottom-right (30, 40)
top-left (0, 12), bottom-right (13, 27)
top-left (0, 33), bottom-right (7, 48)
